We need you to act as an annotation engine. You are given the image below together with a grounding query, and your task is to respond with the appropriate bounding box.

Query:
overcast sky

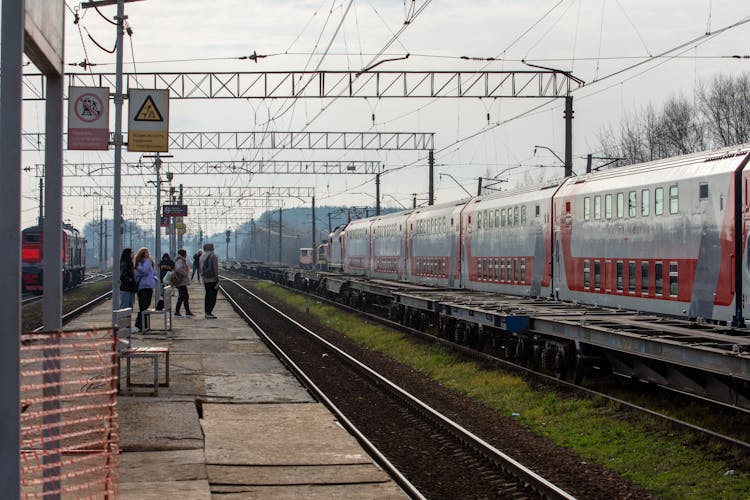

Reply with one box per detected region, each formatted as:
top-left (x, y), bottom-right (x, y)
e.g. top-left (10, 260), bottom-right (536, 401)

top-left (17, 0), bottom-right (750, 234)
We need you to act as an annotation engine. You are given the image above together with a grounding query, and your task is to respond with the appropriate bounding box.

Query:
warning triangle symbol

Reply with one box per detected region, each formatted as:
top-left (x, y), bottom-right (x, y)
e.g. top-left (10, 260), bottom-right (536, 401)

top-left (134, 95), bottom-right (164, 122)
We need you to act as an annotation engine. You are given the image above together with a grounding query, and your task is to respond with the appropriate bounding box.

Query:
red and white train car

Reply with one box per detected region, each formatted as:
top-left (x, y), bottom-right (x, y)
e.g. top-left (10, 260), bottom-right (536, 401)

top-left (342, 217), bottom-right (372, 276)
top-left (370, 210), bottom-right (412, 281)
top-left (406, 200), bottom-right (464, 287)
top-left (554, 147), bottom-right (750, 324)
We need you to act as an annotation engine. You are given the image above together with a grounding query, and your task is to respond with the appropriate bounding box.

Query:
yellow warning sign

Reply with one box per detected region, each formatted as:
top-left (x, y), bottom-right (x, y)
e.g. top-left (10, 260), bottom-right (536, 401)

top-left (128, 89), bottom-right (169, 152)
top-left (134, 96), bottom-right (163, 121)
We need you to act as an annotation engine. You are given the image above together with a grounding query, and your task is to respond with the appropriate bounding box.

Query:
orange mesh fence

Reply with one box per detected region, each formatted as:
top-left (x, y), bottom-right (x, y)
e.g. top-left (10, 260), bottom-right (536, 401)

top-left (20, 327), bottom-right (118, 499)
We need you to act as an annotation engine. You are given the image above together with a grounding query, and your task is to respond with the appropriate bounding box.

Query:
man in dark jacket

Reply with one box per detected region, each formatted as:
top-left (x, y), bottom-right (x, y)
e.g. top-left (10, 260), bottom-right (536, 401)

top-left (191, 250), bottom-right (202, 283)
top-left (159, 253), bottom-right (175, 282)
top-left (198, 244), bottom-right (219, 319)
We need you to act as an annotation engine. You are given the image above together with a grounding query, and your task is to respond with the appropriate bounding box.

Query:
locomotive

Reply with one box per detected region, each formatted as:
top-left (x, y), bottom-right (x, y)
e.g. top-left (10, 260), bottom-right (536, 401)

top-left (22, 223), bottom-right (87, 293)
top-left (328, 143), bottom-right (750, 326)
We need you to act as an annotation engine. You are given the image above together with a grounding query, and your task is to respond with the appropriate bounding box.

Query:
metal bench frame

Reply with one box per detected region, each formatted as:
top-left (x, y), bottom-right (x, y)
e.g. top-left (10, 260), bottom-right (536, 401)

top-left (140, 285), bottom-right (173, 333)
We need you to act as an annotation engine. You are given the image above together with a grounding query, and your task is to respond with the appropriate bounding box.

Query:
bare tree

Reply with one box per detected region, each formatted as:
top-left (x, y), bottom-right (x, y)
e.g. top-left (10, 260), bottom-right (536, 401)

top-left (596, 72), bottom-right (749, 167)
top-left (698, 73), bottom-right (750, 147)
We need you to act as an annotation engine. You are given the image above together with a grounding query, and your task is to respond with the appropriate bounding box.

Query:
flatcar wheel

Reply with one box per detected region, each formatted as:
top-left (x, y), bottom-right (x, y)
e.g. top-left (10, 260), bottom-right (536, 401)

top-left (553, 349), bottom-right (568, 380)
top-left (531, 344), bottom-right (542, 371)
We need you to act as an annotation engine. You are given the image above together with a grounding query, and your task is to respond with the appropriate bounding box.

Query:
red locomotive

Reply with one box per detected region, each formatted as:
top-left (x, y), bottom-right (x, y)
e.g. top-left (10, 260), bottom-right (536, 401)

top-left (22, 223), bottom-right (86, 293)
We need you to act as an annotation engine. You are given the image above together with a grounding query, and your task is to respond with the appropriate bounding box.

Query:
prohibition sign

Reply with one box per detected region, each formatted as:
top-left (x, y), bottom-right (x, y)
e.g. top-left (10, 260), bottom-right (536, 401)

top-left (74, 93), bottom-right (105, 123)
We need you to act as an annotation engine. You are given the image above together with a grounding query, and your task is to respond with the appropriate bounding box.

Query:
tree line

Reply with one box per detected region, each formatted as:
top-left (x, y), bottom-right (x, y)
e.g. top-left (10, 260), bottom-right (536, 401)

top-left (597, 72), bottom-right (750, 167)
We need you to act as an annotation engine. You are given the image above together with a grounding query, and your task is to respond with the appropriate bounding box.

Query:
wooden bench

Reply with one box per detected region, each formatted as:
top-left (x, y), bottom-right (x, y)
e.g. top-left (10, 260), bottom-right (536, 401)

top-left (113, 307), bottom-right (170, 396)
top-left (141, 285), bottom-right (173, 333)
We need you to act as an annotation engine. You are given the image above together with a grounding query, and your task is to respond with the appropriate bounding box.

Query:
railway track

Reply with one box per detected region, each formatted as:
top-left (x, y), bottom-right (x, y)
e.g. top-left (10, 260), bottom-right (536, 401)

top-left (221, 276), bottom-right (576, 499)
top-left (21, 272), bottom-right (112, 306)
top-left (227, 271), bottom-right (750, 456)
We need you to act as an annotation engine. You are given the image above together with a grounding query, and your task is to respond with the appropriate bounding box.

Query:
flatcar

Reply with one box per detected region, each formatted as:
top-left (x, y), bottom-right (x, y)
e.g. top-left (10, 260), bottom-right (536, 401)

top-left (22, 223), bottom-right (87, 293)
top-left (334, 143), bottom-right (750, 326)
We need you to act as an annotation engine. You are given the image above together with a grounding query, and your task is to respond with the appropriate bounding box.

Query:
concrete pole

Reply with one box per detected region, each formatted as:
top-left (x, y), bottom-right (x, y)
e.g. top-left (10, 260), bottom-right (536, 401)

top-left (564, 95), bottom-right (573, 178)
top-left (278, 208), bottom-right (283, 264)
top-left (375, 174), bottom-right (380, 216)
top-left (311, 196), bottom-right (316, 266)
top-left (428, 150), bottom-right (434, 206)
top-left (0, 1), bottom-right (23, 494)
top-left (42, 70), bottom-right (65, 496)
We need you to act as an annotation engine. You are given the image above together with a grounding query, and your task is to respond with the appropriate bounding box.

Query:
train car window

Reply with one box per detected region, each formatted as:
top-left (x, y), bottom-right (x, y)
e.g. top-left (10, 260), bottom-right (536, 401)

top-left (494, 210), bottom-right (500, 228)
top-left (628, 191), bottom-right (636, 217)
top-left (594, 261), bottom-right (601, 290)
top-left (501, 209), bottom-right (506, 226)
top-left (669, 262), bottom-right (679, 297)
top-left (617, 193), bottom-right (624, 218)
top-left (641, 189), bottom-right (650, 216)
top-left (669, 185), bottom-right (679, 214)
top-left (655, 187), bottom-right (664, 215)
top-left (521, 206), bottom-right (527, 225)
top-left (605, 194), bottom-right (613, 219)
top-left (24, 233), bottom-right (41, 243)
top-left (476, 212), bottom-right (482, 230)
top-left (699, 183), bottom-right (709, 200)
top-left (535, 204), bottom-right (540, 218)
top-left (655, 262), bottom-right (664, 295)
top-left (513, 206), bottom-right (519, 225)
top-left (641, 262), bottom-right (650, 294)
top-left (628, 261), bottom-right (636, 293)
top-left (594, 195), bottom-right (601, 219)
top-left (583, 260), bottom-right (590, 289)
top-left (583, 197), bottom-right (591, 221)
top-left (616, 261), bottom-right (624, 291)
top-left (520, 258), bottom-right (527, 283)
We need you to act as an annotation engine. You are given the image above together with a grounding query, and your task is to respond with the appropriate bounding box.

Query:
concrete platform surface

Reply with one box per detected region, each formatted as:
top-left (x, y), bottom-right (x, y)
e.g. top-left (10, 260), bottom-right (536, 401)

top-left (66, 279), bottom-right (406, 498)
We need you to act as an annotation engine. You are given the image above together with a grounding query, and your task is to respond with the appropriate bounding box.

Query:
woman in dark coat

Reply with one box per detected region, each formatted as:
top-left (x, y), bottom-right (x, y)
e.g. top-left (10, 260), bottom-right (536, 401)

top-left (119, 248), bottom-right (137, 308)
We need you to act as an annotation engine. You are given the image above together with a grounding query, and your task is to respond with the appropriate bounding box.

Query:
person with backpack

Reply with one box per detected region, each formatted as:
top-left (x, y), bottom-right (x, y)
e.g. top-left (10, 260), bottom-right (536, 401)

top-left (191, 250), bottom-right (202, 283)
top-left (172, 249), bottom-right (193, 317)
top-left (199, 243), bottom-right (220, 319)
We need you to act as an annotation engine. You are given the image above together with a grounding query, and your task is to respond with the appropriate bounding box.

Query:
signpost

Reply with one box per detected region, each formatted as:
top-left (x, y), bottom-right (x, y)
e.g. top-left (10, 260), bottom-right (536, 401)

top-left (162, 204), bottom-right (188, 217)
top-left (128, 89), bottom-right (169, 152)
top-left (68, 86), bottom-right (110, 150)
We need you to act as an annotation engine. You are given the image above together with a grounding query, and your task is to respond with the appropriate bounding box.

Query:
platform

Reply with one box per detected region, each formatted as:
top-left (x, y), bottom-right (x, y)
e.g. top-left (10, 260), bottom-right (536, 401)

top-left (65, 281), bottom-right (405, 499)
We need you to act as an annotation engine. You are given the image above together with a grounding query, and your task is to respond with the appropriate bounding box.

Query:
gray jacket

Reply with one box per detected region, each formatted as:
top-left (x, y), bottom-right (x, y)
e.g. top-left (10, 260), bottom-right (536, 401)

top-left (173, 255), bottom-right (190, 287)
top-left (199, 251), bottom-right (219, 283)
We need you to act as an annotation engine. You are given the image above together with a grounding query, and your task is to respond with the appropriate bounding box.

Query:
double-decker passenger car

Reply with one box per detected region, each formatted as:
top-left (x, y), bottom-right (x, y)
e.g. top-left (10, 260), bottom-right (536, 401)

top-left (326, 143), bottom-right (750, 325)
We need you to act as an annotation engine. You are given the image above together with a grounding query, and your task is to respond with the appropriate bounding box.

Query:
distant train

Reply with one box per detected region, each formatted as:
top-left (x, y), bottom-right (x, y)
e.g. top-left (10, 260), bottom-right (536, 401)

top-left (326, 143), bottom-right (750, 326)
top-left (22, 223), bottom-right (87, 293)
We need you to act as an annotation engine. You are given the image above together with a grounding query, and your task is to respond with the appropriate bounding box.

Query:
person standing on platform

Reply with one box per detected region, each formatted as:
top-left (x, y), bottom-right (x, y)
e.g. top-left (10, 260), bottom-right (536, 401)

top-left (159, 252), bottom-right (175, 283)
top-left (191, 250), bottom-right (202, 283)
top-left (199, 243), bottom-right (220, 319)
top-left (118, 248), bottom-right (137, 309)
top-left (173, 249), bottom-right (193, 317)
top-left (133, 247), bottom-right (157, 333)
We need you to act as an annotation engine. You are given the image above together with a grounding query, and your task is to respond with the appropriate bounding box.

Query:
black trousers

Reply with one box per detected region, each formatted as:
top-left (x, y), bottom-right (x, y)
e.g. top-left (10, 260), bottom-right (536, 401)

top-left (175, 285), bottom-right (191, 314)
top-left (204, 282), bottom-right (218, 315)
top-left (135, 288), bottom-right (153, 328)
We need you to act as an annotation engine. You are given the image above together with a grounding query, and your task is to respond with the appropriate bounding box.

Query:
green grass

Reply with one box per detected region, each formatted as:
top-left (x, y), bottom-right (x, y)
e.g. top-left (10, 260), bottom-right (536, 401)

top-left (255, 281), bottom-right (750, 498)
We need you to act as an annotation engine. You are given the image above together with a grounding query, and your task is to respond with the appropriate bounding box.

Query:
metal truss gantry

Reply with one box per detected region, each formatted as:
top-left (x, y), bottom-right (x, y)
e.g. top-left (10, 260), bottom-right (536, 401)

top-left (63, 185), bottom-right (315, 199)
top-left (34, 160), bottom-right (383, 177)
top-left (22, 131), bottom-right (434, 152)
top-left (22, 71), bottom-right (582, 100)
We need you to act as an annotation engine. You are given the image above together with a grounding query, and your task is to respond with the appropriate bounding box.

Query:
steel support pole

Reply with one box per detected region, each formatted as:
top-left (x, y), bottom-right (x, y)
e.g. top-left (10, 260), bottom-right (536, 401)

top-left (100, 205), bottom-right (104, 266)
top-left (278, 208), bottom-right (283, 264)
top-left (564, 96), bottom-right (573, 178)
top-left (178, 184), bottom-right (183, 249)
top-left (375, 174), bottom-right (381, 216)
top-left (311, 196), bottom-right (316, 267)
top-left (0, 1), bottom-right (24, 495)
top-left (477, 177), bottom-right (483, 196)
top-left (42, 72), bottom-right (65, 498)
top-left (428, 150), bottom-right (435, 205)
top-left (112, 0), bottom-right (125, 309)
top-left (155, 154), bottom-right (162, 300)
